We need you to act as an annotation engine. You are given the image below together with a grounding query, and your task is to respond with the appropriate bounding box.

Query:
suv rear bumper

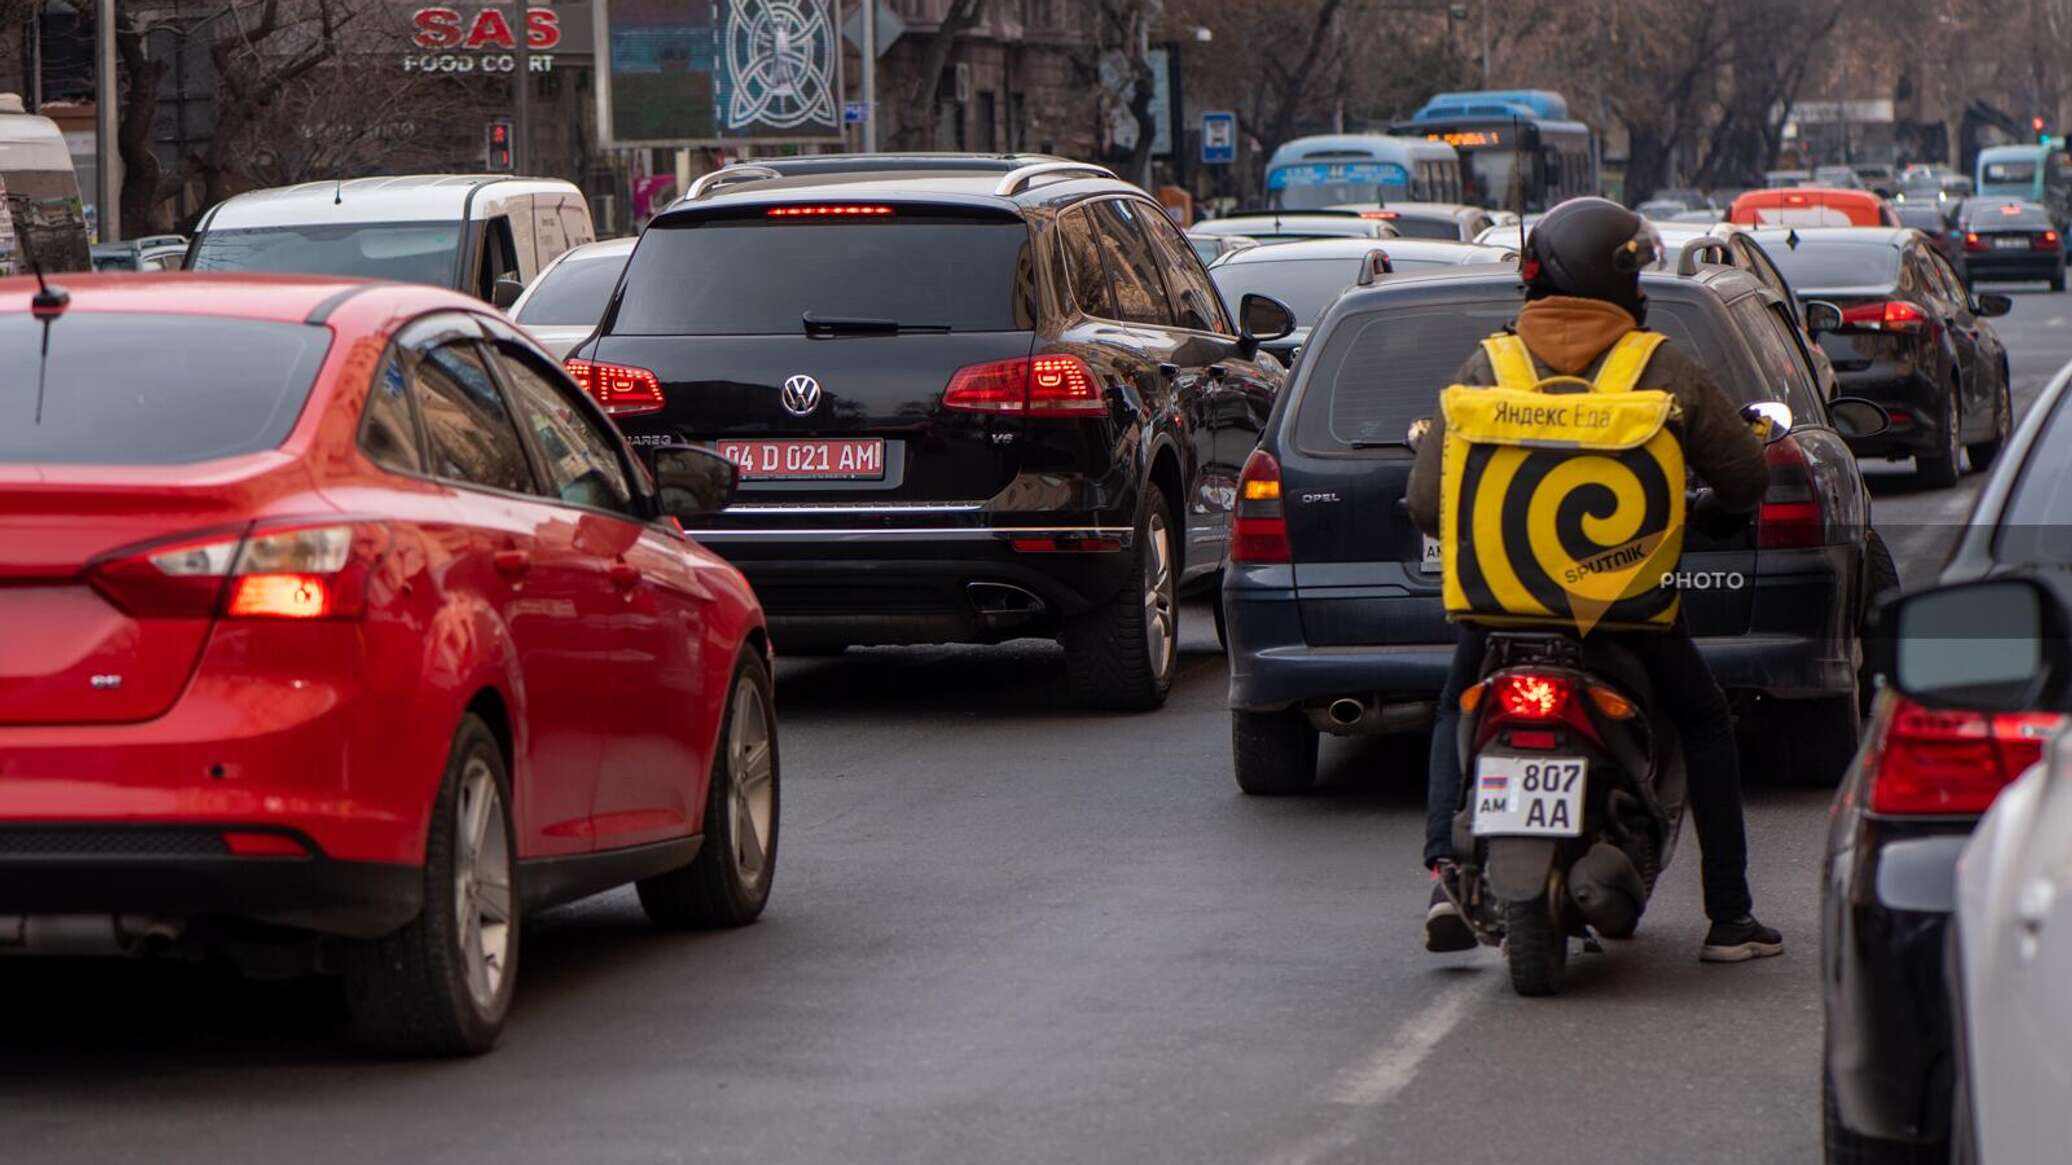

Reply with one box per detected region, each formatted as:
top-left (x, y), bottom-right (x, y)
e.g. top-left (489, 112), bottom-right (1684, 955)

top-left (1962, 252), bottom-right (2064, 281)
top-left (690, 524), bottom-right (1138, 647)
top-left (1227, 554), bottom-right (1855, 712)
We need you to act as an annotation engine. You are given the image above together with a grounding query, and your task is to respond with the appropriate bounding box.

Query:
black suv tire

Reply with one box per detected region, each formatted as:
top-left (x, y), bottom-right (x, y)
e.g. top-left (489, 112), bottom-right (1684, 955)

top-left (1231, 707), bottom-right (1320, 794)
top-left (1064, 486), bottom-right (1178, 711)
top-left (1916, 387), bottom-right (1962, 489)
top-left (1966, 376), bottom-right (2011, 471)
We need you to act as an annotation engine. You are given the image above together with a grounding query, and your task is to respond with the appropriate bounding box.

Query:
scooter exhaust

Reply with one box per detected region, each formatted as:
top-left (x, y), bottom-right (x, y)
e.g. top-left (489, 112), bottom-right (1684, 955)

top-left (1567, 843), bottom-right (1648, 939)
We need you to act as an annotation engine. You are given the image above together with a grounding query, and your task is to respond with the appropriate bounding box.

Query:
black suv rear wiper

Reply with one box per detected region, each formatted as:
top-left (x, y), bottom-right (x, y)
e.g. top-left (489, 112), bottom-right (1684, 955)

top-left (802, 313), bottom-right (951, 336)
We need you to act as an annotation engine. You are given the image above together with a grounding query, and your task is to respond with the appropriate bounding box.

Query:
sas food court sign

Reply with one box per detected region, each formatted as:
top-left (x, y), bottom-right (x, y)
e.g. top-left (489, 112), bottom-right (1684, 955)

top-left (403, 3), bottom-right (594, 74)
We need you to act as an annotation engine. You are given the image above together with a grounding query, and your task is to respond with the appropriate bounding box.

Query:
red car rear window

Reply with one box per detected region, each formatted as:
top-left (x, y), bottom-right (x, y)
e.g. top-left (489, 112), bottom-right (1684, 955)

top-left (0, 313), bottom-right (331, 465)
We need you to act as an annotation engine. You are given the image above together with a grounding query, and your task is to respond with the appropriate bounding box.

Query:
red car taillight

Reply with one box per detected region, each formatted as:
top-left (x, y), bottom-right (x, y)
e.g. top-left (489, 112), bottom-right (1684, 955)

top-left (1231, 448), bottom-right (1291, 564)
top-left (941, 355), bottom-right (1104, 415)
top-left (89, 524), bottom-right (380, 621)
top-left (1864, 693), bottom-right (2063, 815)
top-left (1757, 437), bottom-right (1824, 549)
top-left (1964, 231), bottom-right (1987, 252)
top-left (2037, 229), bottom-right (2062, 250)
top-left (564, 358), bottom-right (666, 416)
top-left (1839, 300), bottom-right (1928, 333)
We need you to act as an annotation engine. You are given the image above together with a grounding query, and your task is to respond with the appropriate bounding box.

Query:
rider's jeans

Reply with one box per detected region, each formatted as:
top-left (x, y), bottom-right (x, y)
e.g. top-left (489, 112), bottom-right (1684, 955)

top-left (1421, 618), bottom-right (1755, 923)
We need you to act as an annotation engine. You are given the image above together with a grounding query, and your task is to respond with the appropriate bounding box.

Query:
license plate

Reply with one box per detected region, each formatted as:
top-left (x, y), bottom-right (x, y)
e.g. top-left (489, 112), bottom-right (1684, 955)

top-left (1420, 534), bottom-right (1443, 573)
top-left (716, 438), bottom-right (885, 481)
top-left (1995, 236), bottom-right (2028, 249)
top-left (1472, 755), bottom-right (1587, 837)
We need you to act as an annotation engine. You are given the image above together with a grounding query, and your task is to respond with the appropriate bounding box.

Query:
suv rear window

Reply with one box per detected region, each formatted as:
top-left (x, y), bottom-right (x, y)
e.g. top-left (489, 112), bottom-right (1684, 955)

top-left (610, 211), bottom-right (1036, 335)
top-left (1293, 291), bottom-right (1740, 452)
top-left (0, 314), bottom-right (329, 464)
top-left (1965, 202), bottom-right (2052, 228)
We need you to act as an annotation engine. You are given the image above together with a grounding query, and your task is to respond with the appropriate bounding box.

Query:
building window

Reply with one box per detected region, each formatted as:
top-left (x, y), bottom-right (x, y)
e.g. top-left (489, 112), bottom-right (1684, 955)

top-left (976, 92), bottom-right (997, 152)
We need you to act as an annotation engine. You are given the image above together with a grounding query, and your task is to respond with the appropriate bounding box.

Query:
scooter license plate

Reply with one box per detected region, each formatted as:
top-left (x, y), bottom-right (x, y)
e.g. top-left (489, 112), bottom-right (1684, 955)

top-left (1472, 756), bottom-right (1587, 837)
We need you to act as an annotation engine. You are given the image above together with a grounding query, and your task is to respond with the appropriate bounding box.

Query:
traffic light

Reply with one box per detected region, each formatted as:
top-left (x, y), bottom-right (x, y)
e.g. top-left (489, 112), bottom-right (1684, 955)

top-left (486, 119), bottom-right (514, 172)
top-left (2036, 115), bottom-right (2050, 144)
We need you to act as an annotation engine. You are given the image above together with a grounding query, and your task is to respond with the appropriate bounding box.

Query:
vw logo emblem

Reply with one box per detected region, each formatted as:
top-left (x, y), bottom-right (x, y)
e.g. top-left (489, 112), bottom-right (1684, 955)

top-left (781, 374), bottom-right (822, 416)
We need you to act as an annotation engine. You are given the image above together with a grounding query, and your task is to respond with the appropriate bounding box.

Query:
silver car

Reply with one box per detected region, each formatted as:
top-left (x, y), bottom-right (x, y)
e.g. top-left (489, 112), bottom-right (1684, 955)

top-left (506, 236), bottom-right (635, 360)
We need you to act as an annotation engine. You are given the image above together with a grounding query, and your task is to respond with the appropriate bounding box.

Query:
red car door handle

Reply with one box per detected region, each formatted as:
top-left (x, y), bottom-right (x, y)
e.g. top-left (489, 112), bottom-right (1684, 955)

top-left (493, 550), bottom-right (531, 578)
top-left (608, 562), bottom-right (643, 590)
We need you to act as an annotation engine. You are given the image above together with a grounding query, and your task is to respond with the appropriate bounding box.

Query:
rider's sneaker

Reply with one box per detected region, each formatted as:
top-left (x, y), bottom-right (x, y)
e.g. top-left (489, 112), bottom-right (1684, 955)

top-left (1700, 916), bottom-right (1784, 963)
top-left (1424, 863), bottom-right (1476, 954)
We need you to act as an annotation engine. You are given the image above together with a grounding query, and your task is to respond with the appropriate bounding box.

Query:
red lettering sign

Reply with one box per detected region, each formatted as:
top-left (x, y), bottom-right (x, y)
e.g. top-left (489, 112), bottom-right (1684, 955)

top-left (465, 7), bottom-right (514, 49)
top-left (527, 8), bottom-right (560, 50)
top-left (412, 7), bottom-right (463, 48)
top-left (412, 7), bottom-right (559, 51)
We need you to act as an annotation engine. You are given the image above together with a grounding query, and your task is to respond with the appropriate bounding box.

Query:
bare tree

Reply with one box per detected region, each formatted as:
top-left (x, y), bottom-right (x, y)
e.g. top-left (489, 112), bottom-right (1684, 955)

top-left (895, 0), bottom-right (986, 149)
top-left (1089, 0), bottom-right (1162, 184)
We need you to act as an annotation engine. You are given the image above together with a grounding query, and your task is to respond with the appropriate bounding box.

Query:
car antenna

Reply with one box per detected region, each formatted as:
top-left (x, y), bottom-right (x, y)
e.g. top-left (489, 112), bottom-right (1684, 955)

top-left (26, 251), bottom-right (68, 425)
top-left (334, 177), bottom-right (344, 206)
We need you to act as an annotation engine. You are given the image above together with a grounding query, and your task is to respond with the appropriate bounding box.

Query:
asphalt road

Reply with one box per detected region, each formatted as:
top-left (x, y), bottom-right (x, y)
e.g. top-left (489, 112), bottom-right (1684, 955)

top-left (5, 286), bottom-right (2071, 1165)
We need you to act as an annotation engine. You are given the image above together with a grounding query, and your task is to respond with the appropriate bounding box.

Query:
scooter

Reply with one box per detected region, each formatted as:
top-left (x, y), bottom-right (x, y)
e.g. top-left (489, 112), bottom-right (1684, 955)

top-left (1441, 627), bottom-right (1687, 996)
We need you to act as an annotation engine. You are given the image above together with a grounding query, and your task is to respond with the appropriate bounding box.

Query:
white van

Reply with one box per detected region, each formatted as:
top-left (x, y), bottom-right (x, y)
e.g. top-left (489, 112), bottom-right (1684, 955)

top-left (0, 93), bottom-right (91, 273)
top-left (188, 174), bottom-right (595, 304)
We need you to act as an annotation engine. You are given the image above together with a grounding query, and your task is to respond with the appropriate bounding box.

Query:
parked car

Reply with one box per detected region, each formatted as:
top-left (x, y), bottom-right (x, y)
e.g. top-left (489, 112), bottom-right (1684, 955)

top-left (1644, 187), bottom-right (1718, 214)
top-left (507, 236), bottom-right (634, 359)
top-left (1190, 210), bottom-right (1401, 245)
top-left (1729, 187), bottom-right (1898, 228)
top-left (1852, 163), bottom-right (1899, 197)
top-left (1636, 198), bottom-right (1694, 220)
top-left (567, 154), bottom-right (1292, 710)
top-left (1823, 370), bottom-right (2072, 1162)
top-left (1762, 226), bottom-right (2015, 487)
top-left (1326, 201), bottom-right (1496, 241)
top-left (188, 175), bottom-right (596, 305)
top-left (90, 234), bottom-right (187, 272)
top-left (1764, 169), bottom-right (1813, 188)
top-left (1189, 231), bottom-right (1260, 265)
top-left (1206, 236), bottom-right (1518, 364)
top-left (1222, 261), bottom-right (1890, 793)
top-left (0, 273), bottom-right (774, 1055)
top-left (1957, 198), bottom-right (2066, 290)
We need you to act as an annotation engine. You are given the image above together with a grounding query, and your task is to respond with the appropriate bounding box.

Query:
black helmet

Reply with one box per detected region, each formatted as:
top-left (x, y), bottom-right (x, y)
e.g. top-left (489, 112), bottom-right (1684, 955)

top-left (1521, 197), bottom-right (1659, 320)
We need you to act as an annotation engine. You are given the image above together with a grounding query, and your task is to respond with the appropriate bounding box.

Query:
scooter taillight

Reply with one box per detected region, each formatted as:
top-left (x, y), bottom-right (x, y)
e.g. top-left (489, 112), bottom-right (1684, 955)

top-left (1470, 668), bottom-right (1607, 748)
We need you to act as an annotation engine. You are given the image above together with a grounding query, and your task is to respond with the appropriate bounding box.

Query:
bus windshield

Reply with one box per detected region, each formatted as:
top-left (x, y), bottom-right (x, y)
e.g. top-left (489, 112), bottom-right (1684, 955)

top-left (1461, 149), bottom-right (1523, 212)
top-left (1268, 162), bottom-right (1411, 210)
top-left (1983, 160), bottom-right (2038, 188)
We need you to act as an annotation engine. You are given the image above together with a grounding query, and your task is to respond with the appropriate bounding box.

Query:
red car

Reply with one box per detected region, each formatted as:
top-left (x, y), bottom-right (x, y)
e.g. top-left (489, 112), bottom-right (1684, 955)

top-left (0, 274), bottom-right (776, 1054)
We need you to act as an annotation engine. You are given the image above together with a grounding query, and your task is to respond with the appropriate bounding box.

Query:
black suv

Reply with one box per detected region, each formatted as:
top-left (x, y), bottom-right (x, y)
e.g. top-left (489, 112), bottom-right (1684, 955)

top-left (569, 154), bottom-right (1292, 710)
top-left (1224, 261), bottom-right (1890, 792)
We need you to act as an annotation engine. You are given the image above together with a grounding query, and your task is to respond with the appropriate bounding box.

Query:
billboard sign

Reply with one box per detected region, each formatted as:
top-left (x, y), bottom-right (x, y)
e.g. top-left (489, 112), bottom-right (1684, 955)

top-left (598, 0), bottom-right (845, 147)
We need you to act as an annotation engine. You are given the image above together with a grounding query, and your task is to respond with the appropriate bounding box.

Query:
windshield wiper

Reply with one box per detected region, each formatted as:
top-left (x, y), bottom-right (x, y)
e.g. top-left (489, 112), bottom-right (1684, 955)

top-left (802, 313), bottom-right (951, 336)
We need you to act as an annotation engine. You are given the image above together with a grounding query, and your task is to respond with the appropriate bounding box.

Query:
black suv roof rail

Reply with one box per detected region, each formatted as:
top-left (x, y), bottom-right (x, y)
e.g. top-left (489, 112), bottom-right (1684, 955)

top-left (681, 153), bottom-right (1117, 202)
top-left (1675, 237), bottom-right (1734, 275)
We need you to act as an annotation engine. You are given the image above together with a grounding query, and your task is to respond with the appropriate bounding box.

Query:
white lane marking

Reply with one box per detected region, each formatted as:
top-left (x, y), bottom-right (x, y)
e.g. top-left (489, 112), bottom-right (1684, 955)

top-left (1263, 976), bottom-right (1486, 1165)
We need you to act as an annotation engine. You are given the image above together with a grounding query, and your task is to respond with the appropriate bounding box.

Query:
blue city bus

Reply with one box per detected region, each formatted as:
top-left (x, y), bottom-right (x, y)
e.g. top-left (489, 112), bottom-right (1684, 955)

top-left (1976, 143), bottom-right (2072, 225)
top-left (1391, 89), bottom-right (1597, 214)
top-left (1263, 135), bottom-right (1463, 210)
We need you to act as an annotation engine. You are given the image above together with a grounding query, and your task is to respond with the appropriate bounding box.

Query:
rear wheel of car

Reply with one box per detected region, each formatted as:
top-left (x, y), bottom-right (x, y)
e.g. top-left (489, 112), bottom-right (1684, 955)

top-left (1502, 893), bottom-right (1568, 997)
top-left (1915, 386), bottom-right (1961, 489)
top-left (1231, 708), bottom-right (1319, 794)
top-left (638, 650), bottom-right (779, 930)
top-left (1965, 375), bottom-right (2011, 470)
top-left (1063, 486), bottom-right (1177, 711)
top-left (343, 713), bottom-right (517, 1056)
top-left (1823, 1069), bottom-right (1946, 1165)
top-left (2053, 269), bottom-right (2067, 293)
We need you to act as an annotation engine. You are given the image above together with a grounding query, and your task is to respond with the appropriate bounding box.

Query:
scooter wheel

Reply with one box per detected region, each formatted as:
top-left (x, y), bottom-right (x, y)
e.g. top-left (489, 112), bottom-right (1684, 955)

top-left (1504, 896), bottom-right (1569, 997)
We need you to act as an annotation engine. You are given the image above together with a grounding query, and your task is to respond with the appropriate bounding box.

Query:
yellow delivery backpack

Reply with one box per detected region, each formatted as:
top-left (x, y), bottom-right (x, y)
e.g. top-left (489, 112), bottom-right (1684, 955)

top-left (1438, 330), bottom-right (1686, 634)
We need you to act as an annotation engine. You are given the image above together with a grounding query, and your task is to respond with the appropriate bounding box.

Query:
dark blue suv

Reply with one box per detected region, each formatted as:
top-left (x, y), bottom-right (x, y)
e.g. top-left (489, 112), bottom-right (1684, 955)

top-left (1223, 262), bottom-right (1890, 793)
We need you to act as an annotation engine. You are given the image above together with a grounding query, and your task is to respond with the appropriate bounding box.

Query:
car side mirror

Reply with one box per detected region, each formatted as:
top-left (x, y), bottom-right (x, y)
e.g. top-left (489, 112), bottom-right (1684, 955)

top-left (649, 444), bottom-right (737, 518)
top-left (1882, 577), bottom-right (2064, 713)
top-left (1974, 291), bottom-right (2014, 318)
top-left (1741, 401), bottom-right (1793, 443)
top-left (1802, 299), bottom-right (1844, 334)
top-left (1826, 396), bottom-right (1890, 439)
top-left (1407, 416), bottom-right (1432, 451)
top-left (491, 275), bottom-right (526, 310)
top-left (1237, 293), bottom-right (1297, 358)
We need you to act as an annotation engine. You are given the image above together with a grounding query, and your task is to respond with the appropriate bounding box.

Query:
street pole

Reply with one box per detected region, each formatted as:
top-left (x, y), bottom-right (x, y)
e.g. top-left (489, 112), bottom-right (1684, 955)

top-left (94, 0), bottom-right (119, 242)
top-left (861, 0), bottom-right (878, 152)
top-left (1480, 0), bottom-right (1490, 87)
top-left (513, 0), bottom-right (531, 173)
